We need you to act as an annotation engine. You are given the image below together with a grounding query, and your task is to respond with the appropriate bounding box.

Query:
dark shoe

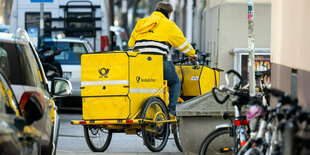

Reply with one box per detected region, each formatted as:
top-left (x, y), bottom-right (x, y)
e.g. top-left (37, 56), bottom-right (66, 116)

top-left (168, 108), bottom-right (176, 116)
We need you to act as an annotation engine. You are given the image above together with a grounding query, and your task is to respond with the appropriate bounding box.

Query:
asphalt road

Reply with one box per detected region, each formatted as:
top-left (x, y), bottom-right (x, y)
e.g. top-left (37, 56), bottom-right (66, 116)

top-left (56, 113), bottom-right (182, 155)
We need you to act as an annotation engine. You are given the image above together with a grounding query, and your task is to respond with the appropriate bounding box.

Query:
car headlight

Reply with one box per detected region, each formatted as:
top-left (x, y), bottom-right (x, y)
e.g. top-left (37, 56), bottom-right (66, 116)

top-left (63, 72), bottom-right (72, 80)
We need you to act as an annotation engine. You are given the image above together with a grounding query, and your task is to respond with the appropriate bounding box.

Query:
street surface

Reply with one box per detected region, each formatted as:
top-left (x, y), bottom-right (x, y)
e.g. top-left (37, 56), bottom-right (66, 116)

top-left (56, 113), bottom-right (182, 155)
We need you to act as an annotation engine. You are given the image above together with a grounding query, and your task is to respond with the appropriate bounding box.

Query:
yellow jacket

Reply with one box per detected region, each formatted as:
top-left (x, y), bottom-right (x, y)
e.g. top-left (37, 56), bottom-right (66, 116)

top-left (128, 11), bottom-right (195, 57)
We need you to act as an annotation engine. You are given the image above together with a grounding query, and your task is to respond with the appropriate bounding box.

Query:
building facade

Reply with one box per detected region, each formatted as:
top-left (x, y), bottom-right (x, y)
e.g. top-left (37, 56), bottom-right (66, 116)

top-left (271, 0), bottom-right (310, 109)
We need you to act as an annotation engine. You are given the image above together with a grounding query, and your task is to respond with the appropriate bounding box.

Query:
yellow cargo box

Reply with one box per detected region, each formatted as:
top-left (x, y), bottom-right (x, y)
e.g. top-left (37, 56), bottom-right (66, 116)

top-left (175, 65), bottom-right (220, 96)
top-left (81, 52), bottom-right (164, 120)
top-left (83, 96), bottom-right (130, 120)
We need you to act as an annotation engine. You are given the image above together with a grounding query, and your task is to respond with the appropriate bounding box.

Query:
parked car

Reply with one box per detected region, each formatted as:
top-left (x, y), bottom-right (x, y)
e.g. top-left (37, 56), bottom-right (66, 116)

top-left (110, 26), bottom-right (128, 51)
top-left (0, 69), bottom-right (42, 155)
top-left (0, 29), bottom-right (72, 154)
top-left (43, 37), bottom-right (93, 109)
top-left (0, 24), bottom-right (9, 33)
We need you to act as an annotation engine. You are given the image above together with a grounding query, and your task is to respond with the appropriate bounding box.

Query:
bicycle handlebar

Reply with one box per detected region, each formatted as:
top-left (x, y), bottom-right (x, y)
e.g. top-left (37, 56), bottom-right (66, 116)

top-left (225, 70), bottom-right (242, 90)
top-left (268, 88), bottom-right (297, 105)
top-left (211, 70), bottom-right (244, 105)
top-left (172, 57), bottom-right (188, 64)
top-left (173, 58), bottom-right (200, 69)
top-left (212, 87), bottom-right (230, 104)
top-left (192, 61), bottom-right (200, 69)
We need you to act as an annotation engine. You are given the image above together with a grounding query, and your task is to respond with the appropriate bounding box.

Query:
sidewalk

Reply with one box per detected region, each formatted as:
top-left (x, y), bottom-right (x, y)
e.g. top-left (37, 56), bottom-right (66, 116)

top-left (57, 150), bottom-right (183, 155)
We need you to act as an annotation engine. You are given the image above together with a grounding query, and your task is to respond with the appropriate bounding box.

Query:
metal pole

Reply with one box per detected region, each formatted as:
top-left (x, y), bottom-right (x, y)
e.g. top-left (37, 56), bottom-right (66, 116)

top-left (247, 0), bottom-right (255, 96)
top-left (39, 3), bottom-right (44, 47)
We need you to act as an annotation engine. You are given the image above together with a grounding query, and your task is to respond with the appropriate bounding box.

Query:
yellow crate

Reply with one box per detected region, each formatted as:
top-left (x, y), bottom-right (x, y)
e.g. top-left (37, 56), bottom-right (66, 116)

top-left (175, 65), bottom-right (220, 96)
top-left (81, 52), bottom-right (164, 120)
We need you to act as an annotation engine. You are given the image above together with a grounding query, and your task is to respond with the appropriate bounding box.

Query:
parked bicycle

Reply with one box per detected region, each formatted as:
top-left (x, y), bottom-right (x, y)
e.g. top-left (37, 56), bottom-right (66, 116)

top-left (199, 70), bottom-right (271, 155)
top-left (240, 88), bottom-right (310, 155)
top-left (199, 70), bottom-right (251, 155)
top-left (199, 69), bottom-right (310, 155)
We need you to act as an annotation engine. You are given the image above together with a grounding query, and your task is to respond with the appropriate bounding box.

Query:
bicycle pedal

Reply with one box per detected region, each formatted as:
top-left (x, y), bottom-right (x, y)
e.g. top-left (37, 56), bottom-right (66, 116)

top-left (219, 147), bottom-right (232, 153)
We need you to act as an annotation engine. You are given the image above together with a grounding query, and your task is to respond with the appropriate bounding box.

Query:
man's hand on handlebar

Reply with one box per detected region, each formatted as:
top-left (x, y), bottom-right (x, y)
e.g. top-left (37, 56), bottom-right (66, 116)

top-left (189, 55), bottom-right (198, 62)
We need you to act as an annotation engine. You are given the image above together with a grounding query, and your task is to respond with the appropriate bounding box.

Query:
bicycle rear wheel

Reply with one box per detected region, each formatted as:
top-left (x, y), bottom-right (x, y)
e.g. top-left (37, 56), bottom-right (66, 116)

top-left (84, 125), bottom-right (112, 152)
top-left (141, 97), bottom-right (170, 152)
top-left (199, 128), bottom-right (234, 155)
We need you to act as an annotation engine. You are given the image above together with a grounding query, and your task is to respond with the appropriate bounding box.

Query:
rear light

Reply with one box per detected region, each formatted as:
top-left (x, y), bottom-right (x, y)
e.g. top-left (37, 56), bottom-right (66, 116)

top-left (126, 120), bottom-right (133, 123)
top-left (234, 120), bottom-right (249, 126)
top-left (240, 141), bottom-right (247, 146)
top-left (101, 36), bottom-right (109, 51)
top-left (79, 121), bottom-right (86, 124)
top-left (20, 92), bottom-right (44, 113)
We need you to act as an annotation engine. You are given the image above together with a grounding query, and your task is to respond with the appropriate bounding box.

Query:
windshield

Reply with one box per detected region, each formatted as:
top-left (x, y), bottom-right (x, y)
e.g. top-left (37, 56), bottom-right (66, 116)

top-left (44, 41), bottom-right (87, 64)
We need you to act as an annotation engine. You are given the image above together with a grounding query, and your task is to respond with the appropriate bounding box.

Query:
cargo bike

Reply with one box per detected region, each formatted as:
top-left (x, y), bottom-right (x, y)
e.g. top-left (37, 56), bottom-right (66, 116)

top-left (71, 51), bottom-right (220, 152)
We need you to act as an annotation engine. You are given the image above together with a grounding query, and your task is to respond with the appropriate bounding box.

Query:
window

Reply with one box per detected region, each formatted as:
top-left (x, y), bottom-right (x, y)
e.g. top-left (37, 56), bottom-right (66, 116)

top-left (44, 41), bottom-right (87, 64)
top-left (0, 82), bottom-right (5, 113)
top-left (0, 74), bottom-right (18, 115)
top-left (28, 43), bottom-right (47, 90)
top-left (67, 12), bottom-right (94, 37)
top-left (0, 43), bottom-right (23, 84)
top-left (25, 12), bottom-right (52, 37)
top-left (17, 44), bottom-right (40, 87)
top-left (0, 43), bottom-right (40, 87)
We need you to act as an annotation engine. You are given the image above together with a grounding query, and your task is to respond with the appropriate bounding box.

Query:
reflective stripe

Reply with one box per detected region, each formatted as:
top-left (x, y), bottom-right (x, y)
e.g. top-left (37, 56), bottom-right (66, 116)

top-left (138, 48), bottom-right (167, 55)
top-left (82, 80), bottom-right (128, 86)
top-left (130, 88), bottom-right (163, 94)
top-left (175, 40), bottom-right (189, 50)
top-left (135, 41), bottom-right (169, 51)
top-left (181, 45), bottom-right (192, 54)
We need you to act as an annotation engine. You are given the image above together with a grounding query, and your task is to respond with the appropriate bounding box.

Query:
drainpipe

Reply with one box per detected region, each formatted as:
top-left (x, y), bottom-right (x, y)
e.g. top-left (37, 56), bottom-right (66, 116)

top-left (198, 0), bottom-right (206, 50)
top-left (185, 0), bottom-right (193, 42)
top-left (215, 0), bottom-right (224, 68)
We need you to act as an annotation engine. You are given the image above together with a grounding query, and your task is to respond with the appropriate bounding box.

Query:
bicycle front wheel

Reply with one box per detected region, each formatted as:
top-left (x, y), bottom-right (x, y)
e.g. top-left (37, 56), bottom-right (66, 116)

top-left (172, 124), bottom-right (183, 152)
top-left (199, 128), bottom-right (234, 155)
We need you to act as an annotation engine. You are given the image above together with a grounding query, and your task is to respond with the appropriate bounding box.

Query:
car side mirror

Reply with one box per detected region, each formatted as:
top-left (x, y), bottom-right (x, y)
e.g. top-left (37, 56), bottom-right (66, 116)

top-left (51, 78), bottom-right (72, 97)
top-left (20, 92), bottom-right (44, 125)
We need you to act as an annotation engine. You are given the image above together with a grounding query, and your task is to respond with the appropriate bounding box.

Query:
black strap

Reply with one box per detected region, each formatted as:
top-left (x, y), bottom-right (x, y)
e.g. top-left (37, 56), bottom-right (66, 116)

top-left (155, 8), bottom-right (169, 19)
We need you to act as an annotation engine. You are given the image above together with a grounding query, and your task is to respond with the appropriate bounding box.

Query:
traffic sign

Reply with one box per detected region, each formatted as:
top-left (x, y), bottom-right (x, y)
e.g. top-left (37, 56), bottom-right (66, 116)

top-left (30, 0), bottom-right (53, 2)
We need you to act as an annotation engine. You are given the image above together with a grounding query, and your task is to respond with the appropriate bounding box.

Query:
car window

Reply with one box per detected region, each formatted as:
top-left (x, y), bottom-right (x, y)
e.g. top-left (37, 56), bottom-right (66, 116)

top-left (0, 74), bottom-right (19, 115)
top-left (0, 43), bottom-right (23, 84)
top-left (28, 43), bottom-right (47, 90)
top-left (17, 44), bottom-right (40, 87)
top-left (44, 41), bottom-right (87, 64)
top-left (0, 82), bottom-right (5, 113)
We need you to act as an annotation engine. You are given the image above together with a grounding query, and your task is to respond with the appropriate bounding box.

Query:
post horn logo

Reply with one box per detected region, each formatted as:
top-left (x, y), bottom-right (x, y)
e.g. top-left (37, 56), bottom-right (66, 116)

top-left (99, 68), bottom-right (109, 78)
top-left (136, 76), bottom-right (140, 83)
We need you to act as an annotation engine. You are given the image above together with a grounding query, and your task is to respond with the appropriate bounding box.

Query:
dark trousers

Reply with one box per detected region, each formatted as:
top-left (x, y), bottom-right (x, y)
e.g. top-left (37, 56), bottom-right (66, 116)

top-left (163, 60), bottom-right (181, 110)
